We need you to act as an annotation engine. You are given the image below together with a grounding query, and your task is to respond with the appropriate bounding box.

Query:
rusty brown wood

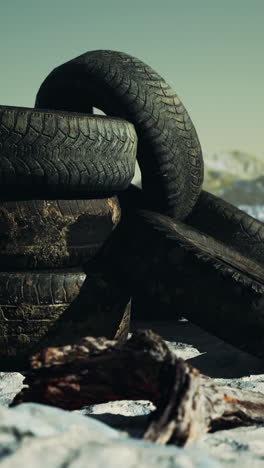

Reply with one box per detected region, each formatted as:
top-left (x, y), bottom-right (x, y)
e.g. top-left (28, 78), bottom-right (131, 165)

top-left (12, 330), bottom-right (264, 447)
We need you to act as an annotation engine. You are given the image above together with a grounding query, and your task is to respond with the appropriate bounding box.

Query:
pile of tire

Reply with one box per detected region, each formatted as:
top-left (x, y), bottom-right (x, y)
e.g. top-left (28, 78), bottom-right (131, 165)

top-left (0, 50), bottom-right (204, 369)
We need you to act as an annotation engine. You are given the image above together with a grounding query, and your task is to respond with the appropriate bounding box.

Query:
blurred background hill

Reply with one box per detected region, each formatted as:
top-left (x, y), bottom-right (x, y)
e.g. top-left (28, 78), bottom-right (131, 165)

top-left (203, 151), bottom-right (264, 205)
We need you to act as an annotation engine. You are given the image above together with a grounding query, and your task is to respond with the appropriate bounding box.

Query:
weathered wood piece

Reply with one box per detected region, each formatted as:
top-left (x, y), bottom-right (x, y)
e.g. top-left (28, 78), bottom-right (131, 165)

top-left (12, 330), bottom-right (264, 447)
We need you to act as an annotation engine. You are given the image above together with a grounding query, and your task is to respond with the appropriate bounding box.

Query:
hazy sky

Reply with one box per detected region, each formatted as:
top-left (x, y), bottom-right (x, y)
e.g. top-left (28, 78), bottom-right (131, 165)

top-left (1, 0), bottom-right (263, 165)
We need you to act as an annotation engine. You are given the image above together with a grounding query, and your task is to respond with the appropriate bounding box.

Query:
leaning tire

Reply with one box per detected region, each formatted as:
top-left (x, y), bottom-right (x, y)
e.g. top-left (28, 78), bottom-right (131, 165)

top-left (0, 268), bottom-right (130, 370)
top-left (186, 190), bottom-right (264, 265)
top-left (0, 105), bottom-right (137, 197)
top-left (0, 196), bottom-right (121, 269)
top-left (35, 50), bottom-right (204, 220)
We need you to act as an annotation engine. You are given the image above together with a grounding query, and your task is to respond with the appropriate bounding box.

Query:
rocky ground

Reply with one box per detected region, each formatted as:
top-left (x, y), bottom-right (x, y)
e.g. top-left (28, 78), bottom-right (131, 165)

top-left (0, 319), bottom-right (264, 467)
top-left (1, 150), bottom-right (264, 467)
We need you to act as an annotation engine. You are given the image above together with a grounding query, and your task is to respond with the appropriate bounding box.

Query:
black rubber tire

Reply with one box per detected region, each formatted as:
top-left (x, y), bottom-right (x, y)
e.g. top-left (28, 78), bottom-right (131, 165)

top-left (35, 49), bottom-right (204, 220)
top-left (186, 190), bottom-right (264, 265)
top-left (93, 185), bottom-right (264, 332)
top-left (118, 185), bottom-right (264, 267)
top-left (0, 196), bottom-right (121, 269)
top-left (127, 211), bottom-right (264, 359)
top-left (0, 105), bottom-right (137, 197)
top-left (0, 267), bottom-right (130, 370)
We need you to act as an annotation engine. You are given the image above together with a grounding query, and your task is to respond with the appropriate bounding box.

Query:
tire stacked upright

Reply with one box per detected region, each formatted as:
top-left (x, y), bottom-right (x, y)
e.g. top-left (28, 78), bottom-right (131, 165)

top-left (0, 105), bottom-right (137, 369)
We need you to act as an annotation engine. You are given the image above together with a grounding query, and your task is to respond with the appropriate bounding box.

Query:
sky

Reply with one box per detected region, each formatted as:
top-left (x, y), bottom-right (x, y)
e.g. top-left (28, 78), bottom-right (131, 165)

top-left (0, 0), bottom-right (263, 175)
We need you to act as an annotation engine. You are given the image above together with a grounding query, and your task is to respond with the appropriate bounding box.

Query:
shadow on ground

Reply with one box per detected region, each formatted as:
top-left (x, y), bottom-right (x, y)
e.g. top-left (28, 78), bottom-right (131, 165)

top-left (131, 319), bottom-right (264, 378)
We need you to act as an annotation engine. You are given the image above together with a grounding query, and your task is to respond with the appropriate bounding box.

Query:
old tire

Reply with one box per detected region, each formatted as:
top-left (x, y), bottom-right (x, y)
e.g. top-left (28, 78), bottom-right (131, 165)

top-left (186, 190), bottom-right (264, 265)
top-left (98, 187), bottom-right (264, 326)
top-left (35, 49), bottom-right (204, 220)
top-left (0, 268), bottom-right (130, 370)
top-left (0, 196), bottom-right (121, 269)
top-left (118, 185), bottom-right (264, 268)
top-left (0, 105), bottom-right (137, 197)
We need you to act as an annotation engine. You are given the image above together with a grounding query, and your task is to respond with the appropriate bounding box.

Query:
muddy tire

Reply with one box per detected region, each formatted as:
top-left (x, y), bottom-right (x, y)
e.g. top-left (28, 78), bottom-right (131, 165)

top-left (35, 49), bottom-right (203, 220)
top-left (0, 105), bottom-right (137, 198)
top-left (0, 268), bottom-right (130, 370)
top-left (0, 196), bottom-right (121, 269)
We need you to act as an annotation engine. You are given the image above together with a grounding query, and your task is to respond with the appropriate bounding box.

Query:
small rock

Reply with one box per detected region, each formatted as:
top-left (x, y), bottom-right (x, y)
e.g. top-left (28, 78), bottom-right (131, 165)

top-left (0, 373), bottom-right (24, 407)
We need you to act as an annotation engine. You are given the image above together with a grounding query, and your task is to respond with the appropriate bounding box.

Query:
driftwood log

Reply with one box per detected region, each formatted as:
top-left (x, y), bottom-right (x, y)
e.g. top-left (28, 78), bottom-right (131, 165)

top-left (12, 330), bottom-right (264, 447)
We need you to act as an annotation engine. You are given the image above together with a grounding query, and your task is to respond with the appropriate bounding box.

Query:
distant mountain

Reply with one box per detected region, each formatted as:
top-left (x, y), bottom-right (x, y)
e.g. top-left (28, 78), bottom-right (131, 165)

top-left (204, 150), bottom-right (264, 180)
top-left (203, 151), bottom-right (264, 205)
top-left (216, 176), bottom-right (264, 205)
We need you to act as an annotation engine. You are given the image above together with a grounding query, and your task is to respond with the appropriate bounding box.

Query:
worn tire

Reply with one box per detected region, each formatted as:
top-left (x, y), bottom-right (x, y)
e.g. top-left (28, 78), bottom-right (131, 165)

top-left (186, 190), bottom-right (264, 265)
top-left (35, 49), bottom-right (204, 220)
top-left (0, 105), bottom-right (137, 197)
top-left (101, 186), bottom-right (264, 327)
top-left (0, 268), bottom-right (130, 370)
top-left (118, 185), bottom-right (264, 267)
top-left (0, 196), bottom-right (121, 269)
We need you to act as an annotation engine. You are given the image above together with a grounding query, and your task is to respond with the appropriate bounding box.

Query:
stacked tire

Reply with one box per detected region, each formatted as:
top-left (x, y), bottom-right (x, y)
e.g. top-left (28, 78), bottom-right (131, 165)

top-left (0, 49), bottom-right (204, 369)
top-left (0, 106), bottom-right (137, 369)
